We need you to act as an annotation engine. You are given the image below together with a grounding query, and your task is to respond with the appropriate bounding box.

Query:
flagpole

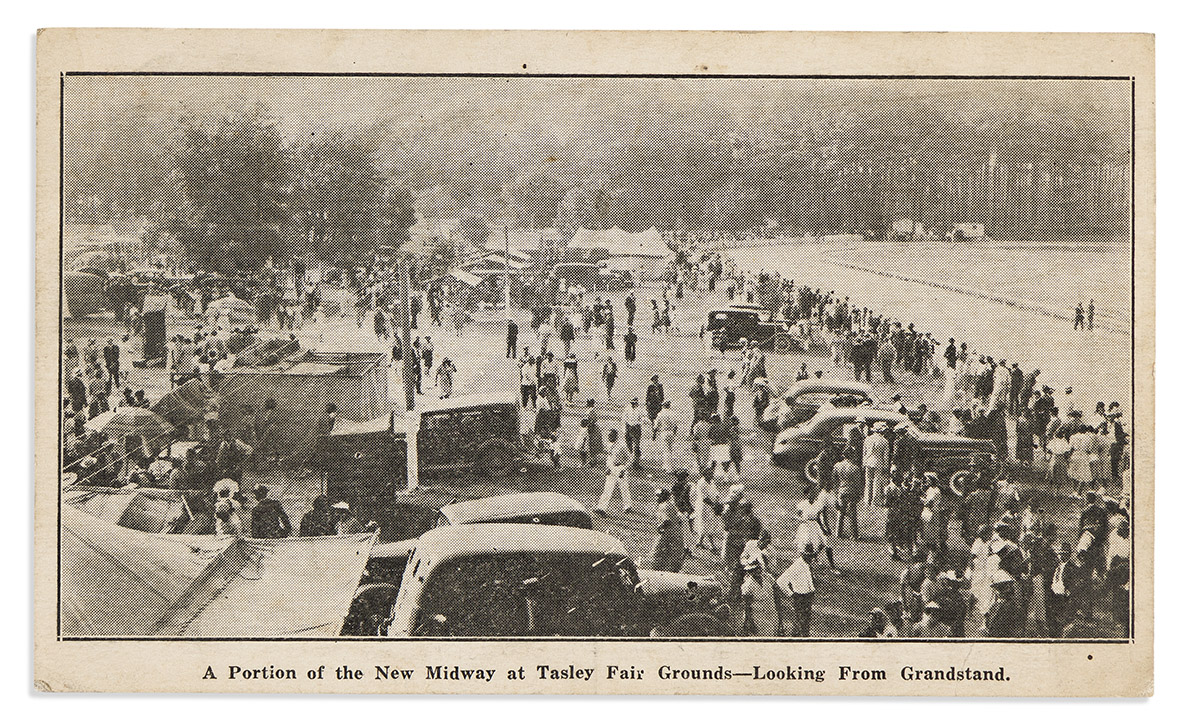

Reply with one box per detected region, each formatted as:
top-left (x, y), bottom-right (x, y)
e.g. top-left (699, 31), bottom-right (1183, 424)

top-left (504, 225), bottom-right (512, 320)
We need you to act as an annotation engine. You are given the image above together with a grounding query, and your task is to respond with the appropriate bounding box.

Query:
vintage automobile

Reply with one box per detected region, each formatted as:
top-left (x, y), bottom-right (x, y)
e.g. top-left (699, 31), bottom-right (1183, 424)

top-left (759, 379), bottom-right (874, 433)
top-left (435, 492), bottom-right (593, 530)
top-left (597, 267), bottom-right (634, 292)
top-left (413, 392), bottom-right (548, 482)
top-left (772, 407), bottom-right (996, 491)
top-left (361, 492), bottom-right (592, 587)
top-left (705, 305), bottom-right (790, 352)
top-left (343, 523), bottom-right (725, 638)
top-left (551, 262), bottom-right (602, 291)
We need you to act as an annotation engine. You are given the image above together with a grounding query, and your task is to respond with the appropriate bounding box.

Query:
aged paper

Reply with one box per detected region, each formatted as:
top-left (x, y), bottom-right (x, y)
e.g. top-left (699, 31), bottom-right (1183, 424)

top-left (34, 29), bottom-right (1154, 695)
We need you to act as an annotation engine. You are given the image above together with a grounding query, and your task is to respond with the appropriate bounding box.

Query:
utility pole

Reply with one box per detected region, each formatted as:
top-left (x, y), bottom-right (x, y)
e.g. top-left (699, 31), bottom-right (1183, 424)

top-left (398, 252), bottom-right (417, 491)
top-left (399, 255), bottom-right (414, 412)
top-left (503, 225), bottom-right (512, 320)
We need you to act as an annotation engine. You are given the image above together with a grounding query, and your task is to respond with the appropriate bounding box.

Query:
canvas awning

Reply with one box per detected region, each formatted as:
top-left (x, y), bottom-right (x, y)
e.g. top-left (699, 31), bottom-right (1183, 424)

top-left (60, 505), bottom-right (376, 637)
top-left (448, 268), bottom-right (484, 287)
top-left (63, 486), bottom-right (191, 534)
top-left (151, 377), bottom-right (210, 427)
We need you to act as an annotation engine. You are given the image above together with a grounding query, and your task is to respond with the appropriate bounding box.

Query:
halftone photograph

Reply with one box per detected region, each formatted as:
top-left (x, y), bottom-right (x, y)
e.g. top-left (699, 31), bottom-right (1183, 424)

top-left (35, 30), bottom-right (1154, 696)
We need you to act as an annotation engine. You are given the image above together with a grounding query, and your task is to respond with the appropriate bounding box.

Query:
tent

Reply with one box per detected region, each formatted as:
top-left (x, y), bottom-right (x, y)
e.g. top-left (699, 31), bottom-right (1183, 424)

top-left (63, 486), bottom-right (197, 534)
top-left (151, 378), bottom-right (210, 427)
top-left (213, 350), bottom-right (389, 456)
top-left (60, 505), bottom-right (375, 637)
top-left (569, 227), bottom-right (671, 259)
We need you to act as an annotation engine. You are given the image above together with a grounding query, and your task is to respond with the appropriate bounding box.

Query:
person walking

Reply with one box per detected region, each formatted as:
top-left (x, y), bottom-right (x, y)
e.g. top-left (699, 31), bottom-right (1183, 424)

top-left (560, 318), bottom-right (575, 356)
top-left (434, 357), bottom-right (456, 399)
top-left (596, 428), bottom-right (633, 516)
top-left (562, 353), bottom-right (580, 405)
top-left (777, 544), bottom-right (818, 637)
top-left (601, 356), bottom-right (618, 401)
top-left (520, 354), bottom-right (538, 408)
top-left (649, 488), bottom-right (688, 573)
top-left (624, 326), bottom-right (638, 366)
top-left (645, 375), bottom-right (665, 434)
top-left (740, 555), bottom-right (780, 637)
top-left (506, 318), bottom-right (519, 359)
top-left (834, 448), bottom-right (865, 541)
top-left (580, 398), bottom-right (603, 467)
top-left (623, 397), bottom-right (647, 468)
top-left (655, 400), bottom-right (680, 471)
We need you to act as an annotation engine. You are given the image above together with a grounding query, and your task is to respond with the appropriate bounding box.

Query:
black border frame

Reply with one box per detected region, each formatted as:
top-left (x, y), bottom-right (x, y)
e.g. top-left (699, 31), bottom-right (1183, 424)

top-left (55, 71), bottom-right (1138, 645)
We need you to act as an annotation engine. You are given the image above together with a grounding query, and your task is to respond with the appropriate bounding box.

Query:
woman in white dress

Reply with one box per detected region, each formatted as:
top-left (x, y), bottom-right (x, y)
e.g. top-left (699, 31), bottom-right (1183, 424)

top-left (794, 478), bottom-right (840, 574)
top-left (1092, 425), bottom-right (1114, 491)
top-left (1068, 425), bottom-right (1098, 496)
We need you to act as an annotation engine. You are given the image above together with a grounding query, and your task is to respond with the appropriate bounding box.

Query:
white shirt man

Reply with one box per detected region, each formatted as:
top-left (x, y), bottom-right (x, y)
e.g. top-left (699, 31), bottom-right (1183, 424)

top-left (655, 403), bottom-right (681, 470)
top-left (598, 432), bottom-right (633, 515)
top-left (861, 428), bottom-right (891, 506)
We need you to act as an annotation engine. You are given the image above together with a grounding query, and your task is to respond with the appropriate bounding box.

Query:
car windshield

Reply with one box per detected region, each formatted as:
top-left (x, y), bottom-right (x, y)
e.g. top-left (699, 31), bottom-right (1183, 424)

top-left (413, 552), bottom-right (639, 636)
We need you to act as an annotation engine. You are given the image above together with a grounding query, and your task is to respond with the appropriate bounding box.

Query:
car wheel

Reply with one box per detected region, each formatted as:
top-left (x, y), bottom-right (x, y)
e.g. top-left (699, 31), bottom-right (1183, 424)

top-left (948, 470), bottom-right (971, 497)
top-left (804, 458), bottom-right (821, 484)
top-left (476, 440), bottom-right (517, 479)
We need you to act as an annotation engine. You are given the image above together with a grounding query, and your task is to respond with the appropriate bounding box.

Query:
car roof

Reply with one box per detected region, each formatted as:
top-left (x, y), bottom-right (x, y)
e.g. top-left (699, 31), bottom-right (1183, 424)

top-left (783, 379), bottom-right (873, 399)
top-left (420, 392), bottom-right (519, 415)
top-left (439, 492), bottom-right (588, 525)
top-left (709, 306), bottom-right (761, 316)
top-left (413, 524), bottom-right (630, 564)
top-left (798, 407), bottom-right (912, 428)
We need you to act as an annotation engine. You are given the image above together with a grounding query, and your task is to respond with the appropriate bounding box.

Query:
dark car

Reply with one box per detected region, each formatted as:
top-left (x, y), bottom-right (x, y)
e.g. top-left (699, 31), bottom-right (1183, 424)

top-left (772, 408), bottom-right (995, 488)
top-left (411, 392), bottom-right (538, 481)
top-left (705, 306), bottom-right (789, 351)
top-left (760, 379), bottom-right (874, 432)
top-left (551, 262), bottom-right (602, 291)
top-left (435, 492), bottom-right (593, 530)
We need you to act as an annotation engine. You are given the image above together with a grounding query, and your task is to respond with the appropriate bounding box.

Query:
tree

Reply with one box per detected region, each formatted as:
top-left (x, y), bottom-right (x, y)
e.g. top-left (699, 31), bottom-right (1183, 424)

top-left (153, 109), bottom-right (294, 273)
top-left (294, 129), bottom-right (415, 266)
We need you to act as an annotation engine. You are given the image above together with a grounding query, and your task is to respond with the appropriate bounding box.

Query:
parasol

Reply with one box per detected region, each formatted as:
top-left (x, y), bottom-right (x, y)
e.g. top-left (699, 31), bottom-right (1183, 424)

top-left (84, 406), bottom-right (175, 440)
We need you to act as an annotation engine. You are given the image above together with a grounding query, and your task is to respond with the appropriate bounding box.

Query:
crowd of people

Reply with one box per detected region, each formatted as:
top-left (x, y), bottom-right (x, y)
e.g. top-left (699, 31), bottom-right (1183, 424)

top-left (62, 235), bottom-right (1133, 639)
top-left (505, 245), bottom-right (1133, 639)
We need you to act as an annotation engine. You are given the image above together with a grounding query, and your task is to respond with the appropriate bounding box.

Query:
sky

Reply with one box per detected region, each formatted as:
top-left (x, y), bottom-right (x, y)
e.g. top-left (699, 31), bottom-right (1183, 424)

top-left (63, 74), bottom-right (1131, 148)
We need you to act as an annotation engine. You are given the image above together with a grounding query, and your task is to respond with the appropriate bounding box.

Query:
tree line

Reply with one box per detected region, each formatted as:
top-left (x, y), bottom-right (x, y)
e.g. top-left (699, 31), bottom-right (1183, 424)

top-left (64, 93), bottom-right (1130, 273)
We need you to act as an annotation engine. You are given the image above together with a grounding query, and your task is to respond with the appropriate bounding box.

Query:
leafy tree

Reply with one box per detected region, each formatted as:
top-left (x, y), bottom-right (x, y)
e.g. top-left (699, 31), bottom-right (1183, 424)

top-left (152, 109), bottom-right (294, 273)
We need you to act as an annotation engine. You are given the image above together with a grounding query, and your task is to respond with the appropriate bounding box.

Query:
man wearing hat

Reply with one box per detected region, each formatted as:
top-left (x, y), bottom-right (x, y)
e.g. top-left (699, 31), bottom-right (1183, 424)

top-left (777, 543), bottom-right (818, 637)
top-left (862, 422), bottom-right (891, 507)
top-left (250, 484), bottom-right (292, 539)
top-left (911, 601), bottom-right (951, 638)
top-left (984, 570), bottom-right (1025, 637)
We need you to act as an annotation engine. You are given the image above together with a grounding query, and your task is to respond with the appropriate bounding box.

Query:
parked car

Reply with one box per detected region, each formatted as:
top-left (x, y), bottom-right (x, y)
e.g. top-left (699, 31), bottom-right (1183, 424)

top-left (759, 379), bottom-right (874, 432)
top-left (551, 262), bottom-right (601, 291)
top-left (435, 492), bottom-right (593, 530)
top-left (597, 266), bottom-right (634, 292)
top-left (344, 524), bottom-right (725, 637)
top-left (772, 408), bottom-right (995, 490)
top-left (412, 392), bottom-right (547, 482)
top-left (705, 306), bottom-right (790, 351)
